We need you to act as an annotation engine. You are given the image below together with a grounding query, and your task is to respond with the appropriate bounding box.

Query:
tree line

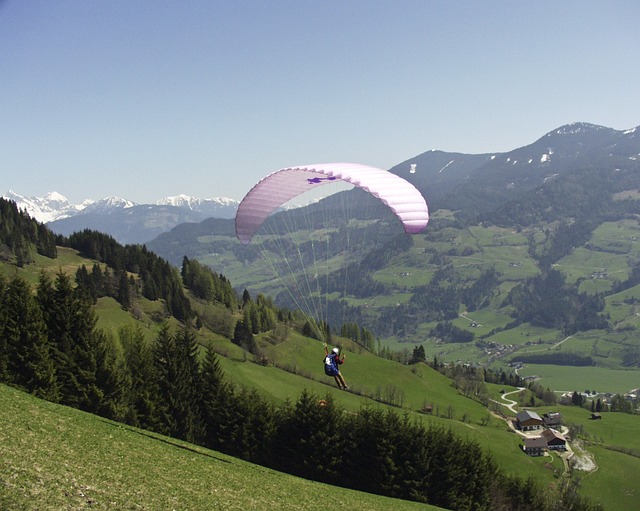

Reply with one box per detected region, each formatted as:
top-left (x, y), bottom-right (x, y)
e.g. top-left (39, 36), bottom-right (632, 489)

top-left (512, 352), bottom-right (594, 367)
top-left (0, 198), bottom-right (601, 510)
top-left (64, 229), bottom-right (193, 322)
top-left (0, 270), bottom-right (600, 510)
top-left (0, 198), bottom-right (57, 264)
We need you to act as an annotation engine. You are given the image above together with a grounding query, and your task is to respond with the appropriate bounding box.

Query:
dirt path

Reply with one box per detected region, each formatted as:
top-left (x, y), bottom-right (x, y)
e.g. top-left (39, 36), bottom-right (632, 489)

top-left (490, 389), bottom-right (598, 476)
top-left (525, 335), bottom-right (573, 353)
top-left (495, 387), bottom-right (524, 414)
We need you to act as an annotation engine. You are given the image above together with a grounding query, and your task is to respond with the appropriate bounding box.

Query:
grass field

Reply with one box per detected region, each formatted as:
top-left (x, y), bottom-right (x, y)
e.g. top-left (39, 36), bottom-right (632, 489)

top-left (174, 214), bottom-right (640, 400)
top-left (533, 404), bottom-right (640, 511)
top-left (0, 384), bottom-right (441, 511)
top-left (515, 364), bottom-right (640, 395)
top-left (4, 239), bottom-right (640, 510)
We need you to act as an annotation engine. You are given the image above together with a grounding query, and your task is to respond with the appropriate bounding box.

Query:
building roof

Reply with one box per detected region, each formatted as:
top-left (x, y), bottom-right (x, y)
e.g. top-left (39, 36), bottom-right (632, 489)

top-left (542, 429), bottom-right (566, 443)
top-left (524, 436), bottom-right (547, 449)
top-left (516, 410), bottom-right (543, 423)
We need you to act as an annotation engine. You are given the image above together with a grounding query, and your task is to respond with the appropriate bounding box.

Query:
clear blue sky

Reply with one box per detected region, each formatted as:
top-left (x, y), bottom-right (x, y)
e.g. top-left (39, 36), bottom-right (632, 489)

top-left (2, 0), bottom-right (639, 204)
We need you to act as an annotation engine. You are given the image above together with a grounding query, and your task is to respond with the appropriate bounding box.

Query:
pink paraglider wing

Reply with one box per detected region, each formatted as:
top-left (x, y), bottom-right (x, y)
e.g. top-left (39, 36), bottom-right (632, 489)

top-left (235, 163), bottom-right (429, 244)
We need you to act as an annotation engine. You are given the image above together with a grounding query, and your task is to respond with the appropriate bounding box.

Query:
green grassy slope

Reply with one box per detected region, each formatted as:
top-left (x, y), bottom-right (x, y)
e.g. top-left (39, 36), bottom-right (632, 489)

top-left (533, 404), bottom-right (640, 511)
top-left (0, 384), bottom-right (441, 511)
top-left (182, 212), bottom-right (640, 397)
top-left (215, 331), bottom-right (640, 509)
top-left (3, 247), bottom-right (640, 510)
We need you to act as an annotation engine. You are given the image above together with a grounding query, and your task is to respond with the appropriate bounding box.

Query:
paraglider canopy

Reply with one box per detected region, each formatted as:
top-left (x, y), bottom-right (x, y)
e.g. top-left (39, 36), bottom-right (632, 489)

top-left (235, 163), bottom-right (429, 244)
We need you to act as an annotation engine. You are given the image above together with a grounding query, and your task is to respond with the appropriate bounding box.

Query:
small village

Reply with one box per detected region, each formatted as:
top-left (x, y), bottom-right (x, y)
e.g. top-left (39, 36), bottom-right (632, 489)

top-left (515, 410), bottom-right (569, 457)
top-left (495, 388), bottom-right (600, 475)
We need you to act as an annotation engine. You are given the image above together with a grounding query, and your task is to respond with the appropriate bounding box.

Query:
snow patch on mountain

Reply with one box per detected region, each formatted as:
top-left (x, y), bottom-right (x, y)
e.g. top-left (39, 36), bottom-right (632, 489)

top-left (155, 194), bottom-right (238, 211)
top-left (551, 122), bottom-right (608, 136)
top-left (3, 190), bottom-right (239, 223)
top-left (83, 196), bottom-right (137, 213)
top-left (1, 190), bottom-right (86, 223)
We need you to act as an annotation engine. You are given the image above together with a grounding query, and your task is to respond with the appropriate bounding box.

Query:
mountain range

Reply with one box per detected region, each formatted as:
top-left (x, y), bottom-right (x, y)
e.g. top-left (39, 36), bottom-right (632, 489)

top-left (4, 122), bottom-right (638, 246)
top-left (1, 191), bottom-right (239, 244)
top-left (148, 121), bottom-right (640, 263)
top-left (5, 120), bottom-right (640, 371)
top-left (139, 122), bottom-right (640, 359)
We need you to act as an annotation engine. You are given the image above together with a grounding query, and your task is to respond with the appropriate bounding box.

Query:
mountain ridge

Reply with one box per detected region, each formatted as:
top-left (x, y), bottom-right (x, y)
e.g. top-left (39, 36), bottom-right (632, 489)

top-left (5, 121), bottom-right (639, 245)
top-left (144, 121), bottom-right (640, 361)
top-left (1, 190), bottom-right (239, 224)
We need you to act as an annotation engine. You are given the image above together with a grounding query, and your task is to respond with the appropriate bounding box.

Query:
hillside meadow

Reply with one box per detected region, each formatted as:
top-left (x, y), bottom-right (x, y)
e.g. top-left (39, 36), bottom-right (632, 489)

top-left (137, 202), bottom-right (640, 398)
top-left (0, 384), bottom-right (441, 511)
top-left (3, 244), bottom-right (640, 510)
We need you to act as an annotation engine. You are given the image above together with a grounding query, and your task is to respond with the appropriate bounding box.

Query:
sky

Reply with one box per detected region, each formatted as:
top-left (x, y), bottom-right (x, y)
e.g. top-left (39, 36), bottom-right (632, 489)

top-left (1, 1), bottom-right (639, 205)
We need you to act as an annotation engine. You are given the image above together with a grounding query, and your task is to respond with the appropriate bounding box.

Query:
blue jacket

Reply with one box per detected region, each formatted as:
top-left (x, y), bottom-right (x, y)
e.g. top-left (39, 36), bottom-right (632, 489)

top-left (324, 352), bottom-right (343, 376)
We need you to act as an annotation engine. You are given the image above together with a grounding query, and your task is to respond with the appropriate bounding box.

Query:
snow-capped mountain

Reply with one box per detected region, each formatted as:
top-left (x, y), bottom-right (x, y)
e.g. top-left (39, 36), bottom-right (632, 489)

top-left (2, 191), bottom-right (238, 223)
top-left (82, 196), bottom-right (138, 214)
top-left (7, 122), bottom-right (638, 246)
top-left (154, 194), bottom-right (239, 216)
top-left (1, 190), bottom-right (90, 223)
top-left (2, 190), bottom-right (239, 244)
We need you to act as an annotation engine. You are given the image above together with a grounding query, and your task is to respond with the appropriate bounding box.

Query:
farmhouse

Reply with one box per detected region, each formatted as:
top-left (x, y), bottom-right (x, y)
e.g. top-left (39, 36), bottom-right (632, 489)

top-left (541, 429), bottom-right (567, 450)
top-left (522, 428), bottom-right (567, 456)
top-left (543, 412), bottom-right (562, 427)
top-left (523, 436), bottom-right (547, 456)
top-left (516, 410), bottom-right (543, 431)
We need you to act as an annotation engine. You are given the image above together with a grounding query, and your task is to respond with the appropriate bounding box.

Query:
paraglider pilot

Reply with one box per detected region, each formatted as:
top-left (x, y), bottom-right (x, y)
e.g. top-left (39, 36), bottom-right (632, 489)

top-left (324, 343), bottom-right (348, 390)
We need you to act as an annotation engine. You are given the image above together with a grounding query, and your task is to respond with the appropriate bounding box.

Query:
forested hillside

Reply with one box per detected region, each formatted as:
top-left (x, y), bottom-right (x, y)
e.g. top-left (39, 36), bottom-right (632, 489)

top-left (0, 197), bottom-right (606, 511)
top-left (144, 124), bottom-right (640, 395)
top-left (0, 198), bottom-right (57, 264)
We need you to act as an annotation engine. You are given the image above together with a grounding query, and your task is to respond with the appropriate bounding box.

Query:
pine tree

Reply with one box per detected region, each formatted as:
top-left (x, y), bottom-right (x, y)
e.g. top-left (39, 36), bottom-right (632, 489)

top-left (153, 324), bottom-right (205, 443)
top-left (200, 346), bottom-right (233, 451)
top-left (410, 345), bottom-right (426, 364)
top-left (39, 271), bottom-right (102, 412)
top-left (151, 323), bottom-right (176, 435)
top-left (2, 275), bottom-right (58, 400)
top-left (242, 289), bottom-right (251, 306)
top-left (116, 269), bottom-right (131, 310)
top-left (232, 316), bottom-right (256, 353)
top-left (272, 391), bottom-right (342, 483)
top-left (95, 330), bottom-right (129, 421)
top-left (0, 275), bottom-right (8, 380)
top-left (120, 324), bottom-right (160, 430)
top-left (174, 326), bottom-right (205, 443)
top-left (226, 387), bottom-right (275, 464)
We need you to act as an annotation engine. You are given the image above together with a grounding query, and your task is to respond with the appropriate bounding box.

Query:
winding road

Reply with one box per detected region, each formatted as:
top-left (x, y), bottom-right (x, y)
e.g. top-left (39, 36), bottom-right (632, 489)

top-left (497, 387), bottom-right (524, 414)
top-left (491, 387), bottom-right (597, 475)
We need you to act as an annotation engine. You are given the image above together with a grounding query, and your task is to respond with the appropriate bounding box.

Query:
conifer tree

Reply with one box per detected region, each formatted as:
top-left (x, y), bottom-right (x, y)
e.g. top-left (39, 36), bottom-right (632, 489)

top-left (153, 324), bottom-right (205, 443)
top-left (120, 324), bottom-right (160, 430)
top-left (74, 265), bottom-right (95, 303)
top-left (232, 315), bottom-right (256, 353)
top-left (38, 270), bottom-right (102, 412)
top-left (360, 326), bottom-right (375, 351)
top-left (2, 275), bottom-right (58, 400)
top-left (226, 387), bottom-right (276, 464)
top-left (174, 326), bottom-right (205, 442)
top-left (116, 269), bottom-right (131, 310)
top-left (152, 323), bottom-right (177, 435)
top-left (0, 275), bottom-right (8, 380)
top-left (341, 407), bottom-right (399, 494)
top-left (273, 391), bottom-right (343, 483)
top-left (200, 346), bottom-right (233, 451)
top-left (95, 330), bottom-right (129, 421)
